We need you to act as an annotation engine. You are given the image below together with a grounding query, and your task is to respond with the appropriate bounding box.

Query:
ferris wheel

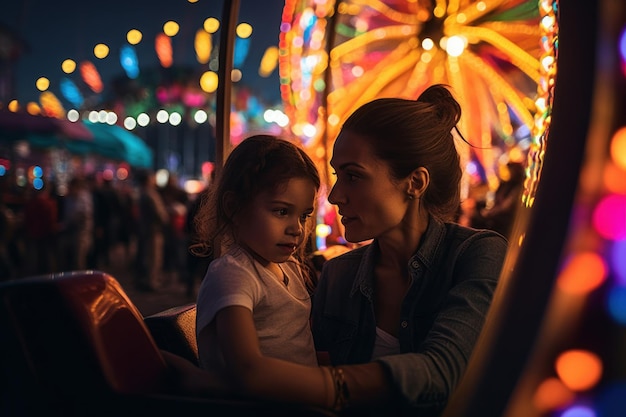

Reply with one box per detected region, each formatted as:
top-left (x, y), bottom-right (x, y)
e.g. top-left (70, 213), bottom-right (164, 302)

top-left (279, 0), bottom-right (558, 202)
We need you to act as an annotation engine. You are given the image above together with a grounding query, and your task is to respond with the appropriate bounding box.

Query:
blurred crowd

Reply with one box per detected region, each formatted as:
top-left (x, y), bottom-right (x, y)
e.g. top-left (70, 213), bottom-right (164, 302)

top-left (0, 161), bottom-right (525, 295)
top-left (0, 170), bottom-right (210, 298)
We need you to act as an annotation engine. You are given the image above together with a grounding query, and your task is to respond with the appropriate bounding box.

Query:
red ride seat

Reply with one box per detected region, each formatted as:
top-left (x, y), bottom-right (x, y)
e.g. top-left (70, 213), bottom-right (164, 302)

top-left (0, 271), bottom-right (169, 416)
top-left (0, 271), bottom-right (338, 417)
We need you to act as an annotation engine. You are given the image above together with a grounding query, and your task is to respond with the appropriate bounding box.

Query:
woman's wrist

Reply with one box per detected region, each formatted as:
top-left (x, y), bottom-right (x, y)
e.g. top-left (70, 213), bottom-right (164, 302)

top-left (322, 365), bottom-right (351, 411)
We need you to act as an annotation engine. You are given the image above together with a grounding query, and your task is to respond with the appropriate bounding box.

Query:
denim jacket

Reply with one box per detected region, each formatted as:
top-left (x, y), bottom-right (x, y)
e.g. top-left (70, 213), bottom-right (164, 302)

top-left (311, 217), bottom-right (508, 415)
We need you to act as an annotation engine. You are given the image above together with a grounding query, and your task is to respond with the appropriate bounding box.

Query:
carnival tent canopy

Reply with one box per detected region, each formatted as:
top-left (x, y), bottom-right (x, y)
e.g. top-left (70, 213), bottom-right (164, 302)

top-left (0, 110), bottom-right (93, 142)
top-left (81, 121), bottom-right (153, 168)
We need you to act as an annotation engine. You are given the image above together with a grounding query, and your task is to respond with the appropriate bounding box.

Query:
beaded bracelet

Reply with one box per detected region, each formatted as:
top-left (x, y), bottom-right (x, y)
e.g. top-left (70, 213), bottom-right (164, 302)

top-left (330, 366), bottom-right (350, 411)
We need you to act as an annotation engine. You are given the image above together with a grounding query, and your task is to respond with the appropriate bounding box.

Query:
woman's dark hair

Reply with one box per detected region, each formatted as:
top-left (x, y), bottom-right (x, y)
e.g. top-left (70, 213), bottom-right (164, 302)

top-left (190, 134), bottom-right (320, 262)
top-left (340, 84), bottom-right (463, 221)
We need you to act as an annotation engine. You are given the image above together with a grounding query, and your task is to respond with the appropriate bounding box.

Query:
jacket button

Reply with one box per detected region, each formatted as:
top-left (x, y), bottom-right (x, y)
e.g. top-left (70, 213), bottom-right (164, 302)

top-left (411, 261), bottom-right (419, 269)
top-left (401, 321), bottom-right (408, 328)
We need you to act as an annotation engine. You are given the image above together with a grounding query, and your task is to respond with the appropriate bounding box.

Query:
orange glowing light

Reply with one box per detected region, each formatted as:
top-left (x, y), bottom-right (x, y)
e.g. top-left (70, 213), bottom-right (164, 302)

top-left (604, 162), bottom-right (626, 194)
top-left (79, 61), bottom-right (103, 93)
top-left (555, 350), bottom-right (603, 391)
top-left (533, 377), bottom-right (575, 411)
top-left (611, 126), bottom-right (626, 170)
top-left (155, 33), bottom-right (173, 68)
top-left (557, 252), bottom-right (607, 295)
top-left (39, 91), bottom-right (65, 118)
top-left (194, 29), bottom-right (212, 64)
top-left (259, 46), bottom-right (279, 77)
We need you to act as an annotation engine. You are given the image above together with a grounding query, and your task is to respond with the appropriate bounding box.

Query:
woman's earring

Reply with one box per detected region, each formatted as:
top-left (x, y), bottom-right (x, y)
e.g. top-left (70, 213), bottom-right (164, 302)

top-left (408, 194), bottom-right (414, 200)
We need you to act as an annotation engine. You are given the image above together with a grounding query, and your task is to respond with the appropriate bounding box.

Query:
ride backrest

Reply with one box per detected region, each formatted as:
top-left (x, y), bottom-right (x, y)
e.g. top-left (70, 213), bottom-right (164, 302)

top-left (0, 271), bottom-right (169, 415)
top-left (144, 303), bottom-right (199, 366)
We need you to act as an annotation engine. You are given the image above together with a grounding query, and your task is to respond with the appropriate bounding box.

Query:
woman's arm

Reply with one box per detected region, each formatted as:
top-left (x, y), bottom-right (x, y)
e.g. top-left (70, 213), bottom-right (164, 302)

top-left (376, 232), bottom-right (508, 409)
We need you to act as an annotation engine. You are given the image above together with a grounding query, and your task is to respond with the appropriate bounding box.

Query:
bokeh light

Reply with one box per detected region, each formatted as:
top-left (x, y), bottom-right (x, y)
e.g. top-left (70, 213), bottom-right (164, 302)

top-left (200, 71), bottom-right (218, 93)
top-left (93, 43), bottom-right (109, 59)
top-left (555, 350), bottom-right (603, 391)
top-left (611, 127), bottom-right (626, 170)
top-left (204, 17), bottom-right (219, 33)
top-left (163, 21), bottom-right (180, 37)
top-left (126, 29), bottom-right (142, 45)
top-left (35, 77), bottom-right (49, 92)
top-left (610, 239), bottom-right (626, 285)
top-left (557, 252), bottom-right (607, 295)
top-left (592, 194), bottom-right (626, 240)
top-left (236, 22), bottom-right (253, 38)
top-left (61, 59), bottom-right (76, 74)
top-left (606, 286), bottom-right (626, 325)
top-left (533, 377), bottom-right (575, 412)
top-left (560, 405), bottom-right (596, 417)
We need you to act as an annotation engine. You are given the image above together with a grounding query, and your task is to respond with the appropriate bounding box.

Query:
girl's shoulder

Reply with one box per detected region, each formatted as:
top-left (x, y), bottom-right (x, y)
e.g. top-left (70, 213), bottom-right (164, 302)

top-left (206, 249), bottom-right (256, 278)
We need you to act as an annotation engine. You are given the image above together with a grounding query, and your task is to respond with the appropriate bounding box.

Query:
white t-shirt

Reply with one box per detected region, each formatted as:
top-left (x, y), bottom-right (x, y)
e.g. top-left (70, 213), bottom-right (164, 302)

top-left (196, 245), bottom-right (317, 371)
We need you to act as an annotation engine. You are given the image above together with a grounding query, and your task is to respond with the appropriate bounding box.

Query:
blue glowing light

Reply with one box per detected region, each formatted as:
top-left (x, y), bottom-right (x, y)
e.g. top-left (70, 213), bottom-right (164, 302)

top-left (619, 27), bottom-right (626, 63)
top-left (561, 405), bottom-right (596, 417)
top-left (607, 285), bottom-right (626, 324)
top-left (120, 45), bottom-right (140, 79)
top-left (610, 239), bottom-right (626, 286)
top-left (33, 178), bottom-right (44, 190)
top-left (233, 37), bottom-right (250, 68)
top-left (60, 78), bottom-right (84, 108)
top-left (32, 165), bottom-right (43, 178)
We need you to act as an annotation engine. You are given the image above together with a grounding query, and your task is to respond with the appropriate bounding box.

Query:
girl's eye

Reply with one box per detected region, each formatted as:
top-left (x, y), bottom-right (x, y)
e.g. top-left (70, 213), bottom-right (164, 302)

top-left (300, 213), bottom-right (312, 221)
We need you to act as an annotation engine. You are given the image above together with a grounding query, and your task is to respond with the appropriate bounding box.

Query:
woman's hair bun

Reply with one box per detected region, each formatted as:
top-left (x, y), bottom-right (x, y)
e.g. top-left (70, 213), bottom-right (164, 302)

top-left (417, 84), bottom-right (461, 129)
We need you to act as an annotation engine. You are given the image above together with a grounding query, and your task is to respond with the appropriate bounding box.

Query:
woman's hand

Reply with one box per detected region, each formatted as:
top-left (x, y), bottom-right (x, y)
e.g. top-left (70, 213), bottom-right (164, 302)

top-left (160, 350), bottom-right (232, 397)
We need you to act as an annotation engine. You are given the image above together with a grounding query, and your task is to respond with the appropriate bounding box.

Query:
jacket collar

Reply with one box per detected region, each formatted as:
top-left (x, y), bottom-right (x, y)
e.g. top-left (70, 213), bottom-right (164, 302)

top-left (350, 216), bottom-right (447, 300)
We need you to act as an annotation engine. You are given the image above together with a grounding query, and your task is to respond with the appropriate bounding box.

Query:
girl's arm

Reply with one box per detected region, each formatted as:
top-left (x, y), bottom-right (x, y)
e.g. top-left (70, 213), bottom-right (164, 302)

top-left (215, 305), bottom-right (333, 406)
top-left (215, 305), bottom-right (392, 410)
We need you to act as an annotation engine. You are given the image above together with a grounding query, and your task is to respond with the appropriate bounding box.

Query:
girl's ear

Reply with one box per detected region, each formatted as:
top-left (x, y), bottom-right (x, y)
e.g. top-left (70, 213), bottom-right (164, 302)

top-left (408, 167), bottom-right (429, 198)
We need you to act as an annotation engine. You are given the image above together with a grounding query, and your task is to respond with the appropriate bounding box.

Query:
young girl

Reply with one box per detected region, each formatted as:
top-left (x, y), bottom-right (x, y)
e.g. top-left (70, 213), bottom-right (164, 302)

top-left (190, 135), bottom-right (334, 405)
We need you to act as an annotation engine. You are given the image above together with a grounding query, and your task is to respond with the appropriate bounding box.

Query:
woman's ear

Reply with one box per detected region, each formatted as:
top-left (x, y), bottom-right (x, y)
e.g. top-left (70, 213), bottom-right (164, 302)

top-left (222, 191), bottom-right (238, 224)
top-left (408, 167), bottom-right (429, 198)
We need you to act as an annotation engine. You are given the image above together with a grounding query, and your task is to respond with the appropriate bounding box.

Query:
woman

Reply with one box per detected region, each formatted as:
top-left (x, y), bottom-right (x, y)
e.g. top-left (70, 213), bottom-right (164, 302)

top-left (311, 84), bottom-right (508, 415)
top-left (165, 84), bottom-right (508, 416)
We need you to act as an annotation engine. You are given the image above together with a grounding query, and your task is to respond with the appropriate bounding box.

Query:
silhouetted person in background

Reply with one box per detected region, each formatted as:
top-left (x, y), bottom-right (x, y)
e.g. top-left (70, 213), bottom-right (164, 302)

top-left (58, 177), bottom-right (93, 271)
top-left (160, 173), bottom-right (189, 286)
top-left (23, 182), bottom-right (59, 275)
top-left (88, 175), bottom-right (122, 269)
top-left (472, 161), bottom-right (526, 238)
top-left (134, 169), bottom-right (169, 292)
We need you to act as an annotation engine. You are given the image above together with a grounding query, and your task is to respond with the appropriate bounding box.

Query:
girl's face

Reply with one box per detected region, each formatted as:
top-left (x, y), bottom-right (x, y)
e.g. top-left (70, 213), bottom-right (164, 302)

top-left (235, 177), bottom-right (316, 266)
top-left (329, 130), bottom-right (410, 243)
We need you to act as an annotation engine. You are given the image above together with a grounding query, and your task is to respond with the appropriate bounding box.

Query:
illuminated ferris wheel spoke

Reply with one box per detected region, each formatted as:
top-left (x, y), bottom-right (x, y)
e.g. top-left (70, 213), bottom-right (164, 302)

top-left (348, 0), bottom-right (421, 25)
top-left (455, 25), bottom-right (541, 82)
top-left (463, 50), bottom-right (535, 128)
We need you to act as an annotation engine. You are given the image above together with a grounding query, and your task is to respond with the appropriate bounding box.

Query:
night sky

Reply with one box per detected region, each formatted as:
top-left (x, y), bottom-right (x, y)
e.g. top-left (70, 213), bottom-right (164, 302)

top-left (0, 0), bottom-right (286, 107)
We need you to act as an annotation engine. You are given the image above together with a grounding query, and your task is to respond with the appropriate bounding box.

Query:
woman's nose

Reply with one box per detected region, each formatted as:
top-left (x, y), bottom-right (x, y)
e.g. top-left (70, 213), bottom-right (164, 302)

top-left (328, 183), bottom-right (342, 205)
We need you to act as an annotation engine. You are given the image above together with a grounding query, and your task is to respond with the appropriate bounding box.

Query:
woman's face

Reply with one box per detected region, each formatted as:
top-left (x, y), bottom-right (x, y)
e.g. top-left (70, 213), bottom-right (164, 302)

top-left (328, 130), bottom-right (410, 243)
